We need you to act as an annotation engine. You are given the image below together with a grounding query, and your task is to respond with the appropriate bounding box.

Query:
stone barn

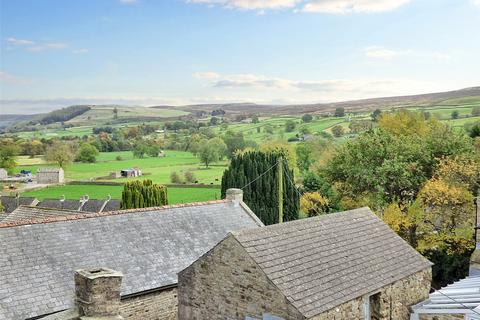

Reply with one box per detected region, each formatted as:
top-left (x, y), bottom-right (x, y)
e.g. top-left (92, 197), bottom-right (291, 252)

top-left (37, 167), bottom-right (65, 184)
top-left (178, 207), bottom-right (433, 320)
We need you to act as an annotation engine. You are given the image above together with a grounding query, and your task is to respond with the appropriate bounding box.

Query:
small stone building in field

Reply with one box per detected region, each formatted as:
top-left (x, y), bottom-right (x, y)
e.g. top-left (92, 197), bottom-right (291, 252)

top-left (37, 167), bottom-right (64, 184)
top-left (179, 207), bottom-right (433, 320)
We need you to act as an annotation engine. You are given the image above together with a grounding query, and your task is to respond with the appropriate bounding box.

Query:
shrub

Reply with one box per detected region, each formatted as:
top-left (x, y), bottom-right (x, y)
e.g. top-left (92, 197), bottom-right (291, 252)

top-left (170, 171), bottom-right (183, 183)
top-left (184, 170), bottom-right (196, 183)
top-left (116, 155), bottom-right (123, 161)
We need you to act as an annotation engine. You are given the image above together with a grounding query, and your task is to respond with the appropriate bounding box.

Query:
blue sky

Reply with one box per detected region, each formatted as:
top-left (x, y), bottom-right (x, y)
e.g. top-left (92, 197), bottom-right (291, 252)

top-left (1, 0), bottom-right (479, 113)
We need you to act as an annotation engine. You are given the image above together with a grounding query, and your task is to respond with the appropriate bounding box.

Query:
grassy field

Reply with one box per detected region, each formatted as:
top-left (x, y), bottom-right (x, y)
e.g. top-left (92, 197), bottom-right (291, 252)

top-left (22, 184), bottom-right (221, 204)
top-left (15, 150), bottom-right (227, 185)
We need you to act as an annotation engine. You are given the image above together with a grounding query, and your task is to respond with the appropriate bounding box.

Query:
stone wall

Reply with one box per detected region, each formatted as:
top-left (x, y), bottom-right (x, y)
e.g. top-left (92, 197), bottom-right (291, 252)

top-left (120, 286), bottom-right (178, 320)
top-left (311, 268), bottom-right (432, 320)
top-left (178, 235), bottom-right (304, 320)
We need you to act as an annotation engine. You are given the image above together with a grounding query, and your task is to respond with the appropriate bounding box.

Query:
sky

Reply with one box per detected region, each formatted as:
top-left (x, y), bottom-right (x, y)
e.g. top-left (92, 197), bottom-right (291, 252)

top-left (1, 0), bottom-right (479, 114)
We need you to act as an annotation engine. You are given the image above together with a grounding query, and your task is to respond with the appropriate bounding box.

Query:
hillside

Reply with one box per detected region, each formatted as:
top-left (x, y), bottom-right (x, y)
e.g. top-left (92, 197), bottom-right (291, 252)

top-left (153, 86), bottom-right (480, 115)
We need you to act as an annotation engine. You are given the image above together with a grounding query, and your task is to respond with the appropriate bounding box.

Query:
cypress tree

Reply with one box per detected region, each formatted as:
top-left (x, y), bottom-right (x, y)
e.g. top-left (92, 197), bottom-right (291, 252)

top-left (120, 179), bottom-right (168, 209)
top-left (221, 150), bottom-right (300, 225)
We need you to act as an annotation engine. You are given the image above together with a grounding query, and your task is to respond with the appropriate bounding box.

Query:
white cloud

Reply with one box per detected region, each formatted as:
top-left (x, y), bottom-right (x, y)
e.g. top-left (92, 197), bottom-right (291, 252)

top-left (0, 71), bottom-right (31, 85)
top-left (302, 0), bottom-right (411, 13)
top-left (194, 71), bottom-right (221, 79)
top-left (7, 37), bottom-right (68, 52)
top-left (7, 37), bottom-right (36, 46)
top-left (187, 0), bottom-right (299, 10)
top-left (364, 46), bottom-right (399, 60)
top-left (193, 71), bottom-right (455, 102)
top-left (363, 46), bottom-right (451, 61)
top-left (472, 0), bottom-right (480, 7)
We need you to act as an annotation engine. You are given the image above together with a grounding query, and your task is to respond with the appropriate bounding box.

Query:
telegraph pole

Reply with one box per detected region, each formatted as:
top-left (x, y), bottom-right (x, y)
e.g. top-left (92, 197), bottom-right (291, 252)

top-left (278, 158), bottom-right (283, 224)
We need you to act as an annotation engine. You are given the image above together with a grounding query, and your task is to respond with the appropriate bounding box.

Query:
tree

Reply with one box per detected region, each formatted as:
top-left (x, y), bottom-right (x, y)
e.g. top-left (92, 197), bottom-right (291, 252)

top-left (133, 143), bottom-right (149, 158)
top-left (76, 143), bottom-right (99, 163)
top-left (146, 145), bottom-right (161, 157)
top-left (331, 125), bottom-right (345, 137)
top-left (221, 151), bottom-right (300, 225)
top-left (371, 109), bottom-right (382, 122)
top-left (451, 111), bottom-right (460, 119)
top-left (209, 116), bottom-right (220, 126)
top-left (45, 142), bottom-right (74, 168)
top-left (222, 131), bottom-right (257, 158)
top-left (21, 140), bottom-right (44, 158)
top-left (301, 114), bottom-right (313, 123)
top-left (260, 140), bottom-right (297, 170)
top-left (334, 107), bottom-right (345, 117)
top-left (285, 120), bottom-right (296, 132)
top-left (300, 192), bottom-right (330, 217)
top-left (252, 115), bottom-right (259, 124)
top-left (198, 138), bottom-right (227, 168)
top-left (0, 141), bottom-right (20, 173)
top-left (120, 180), bottom-right (168, 209)
top-left (113, 106), bottom-right (118, 119)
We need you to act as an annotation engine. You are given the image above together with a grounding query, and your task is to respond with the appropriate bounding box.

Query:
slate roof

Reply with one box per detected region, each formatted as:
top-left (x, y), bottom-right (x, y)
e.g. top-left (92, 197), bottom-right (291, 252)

top-left (0, 206), bottom-right (85, 224)
top-left (0, 196), bottom-right (38, 214)
top-left (0, 200), bottom-right (262, 320)
top-left (38, 199), bottom-right (82, 211)
top-left (101, 199), bottom-right (121, 212)
top-left (231, 207), bottom-right (432, 318)
top-left (80, 199), bottom-right (108, 213)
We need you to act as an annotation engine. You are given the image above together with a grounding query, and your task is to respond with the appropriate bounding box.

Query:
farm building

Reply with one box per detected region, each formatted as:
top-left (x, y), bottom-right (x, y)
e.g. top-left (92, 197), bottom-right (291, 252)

top-left (0, 168), bottom-right (7, 179)
top-left (0, 189), bottom-right (262, 320)
top-left (121, 167), bottom-right (142, 178)
top-left (37, 167), bottom-right (65, 184)
top-left (178, 207), bottom-right (433, 320)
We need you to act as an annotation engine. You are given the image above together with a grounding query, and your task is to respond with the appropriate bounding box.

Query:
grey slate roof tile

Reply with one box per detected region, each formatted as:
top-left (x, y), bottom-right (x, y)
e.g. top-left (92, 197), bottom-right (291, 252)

top-left (0, 196), bottom-right (38, 214)
top-left (232, 207), bottom-right (432, 318)
top-left (0, 200), bottom-right (262, 320)
top-left (1, 206), bottom-right (85, 224)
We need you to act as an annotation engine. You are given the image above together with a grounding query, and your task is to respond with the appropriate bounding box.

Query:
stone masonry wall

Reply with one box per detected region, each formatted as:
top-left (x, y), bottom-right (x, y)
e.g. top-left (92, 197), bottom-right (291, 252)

top-left (311, 268), bottom-right (432, 320)
top-left (178, 235), bottom-right (304, 320)
top-left (120, 286), bottom-right (178, 320)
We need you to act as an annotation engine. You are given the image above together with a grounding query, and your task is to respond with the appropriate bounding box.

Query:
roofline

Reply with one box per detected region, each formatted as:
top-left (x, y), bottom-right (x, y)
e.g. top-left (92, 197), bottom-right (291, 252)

top-left (0, 200), bottom-right (229, 228)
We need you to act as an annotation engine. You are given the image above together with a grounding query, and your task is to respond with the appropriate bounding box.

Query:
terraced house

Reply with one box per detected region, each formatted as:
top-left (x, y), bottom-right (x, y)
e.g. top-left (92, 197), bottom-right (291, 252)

top-left (0, 189), bottom-right (262, 320)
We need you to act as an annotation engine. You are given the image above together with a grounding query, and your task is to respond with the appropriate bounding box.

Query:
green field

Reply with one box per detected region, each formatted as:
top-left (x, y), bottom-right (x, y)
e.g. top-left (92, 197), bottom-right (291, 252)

top-left (21, 184), bottom-right (221, 204)
top-left (15, 150), bottom-right (227, 185)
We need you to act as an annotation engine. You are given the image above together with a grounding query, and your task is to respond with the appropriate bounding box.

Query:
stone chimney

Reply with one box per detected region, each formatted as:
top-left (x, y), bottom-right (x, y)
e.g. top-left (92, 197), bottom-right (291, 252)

top-left (226, 188), bottom-right (243, 203)
top-left (470, 197), bottom-right (480, 275)
top-left (74, 268), bottom-right (124, 319)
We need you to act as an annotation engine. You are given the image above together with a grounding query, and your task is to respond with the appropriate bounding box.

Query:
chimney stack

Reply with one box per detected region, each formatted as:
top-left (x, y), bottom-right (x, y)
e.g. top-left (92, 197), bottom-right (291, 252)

top-left (74, 268), bottom-right (124, 319)
top-left (226, 188), bottom-right (243, 203)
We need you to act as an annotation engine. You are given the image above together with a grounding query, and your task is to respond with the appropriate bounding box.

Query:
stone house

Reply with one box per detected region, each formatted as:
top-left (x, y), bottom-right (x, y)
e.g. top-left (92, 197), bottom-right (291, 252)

top-left (37, 167), bottom-right (65, 184)
top-left (0, 189), bottom-right (262, 320)
top-left (179, 207), bottom-right (433, 320)
top-left (0, 168), bottom-right (7, 179)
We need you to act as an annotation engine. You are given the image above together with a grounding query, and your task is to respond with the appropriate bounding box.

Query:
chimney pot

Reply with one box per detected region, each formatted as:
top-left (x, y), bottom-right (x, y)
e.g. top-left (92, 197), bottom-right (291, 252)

top-left (226, 188), bottom-right (243, 203)
top-left (74, 267), bottom-right (124, 319)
